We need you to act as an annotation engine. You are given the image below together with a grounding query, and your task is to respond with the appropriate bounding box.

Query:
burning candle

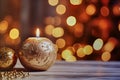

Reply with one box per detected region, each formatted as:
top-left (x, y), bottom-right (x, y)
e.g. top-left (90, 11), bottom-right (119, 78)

top-left (19, 28), bottom-right (57, 71)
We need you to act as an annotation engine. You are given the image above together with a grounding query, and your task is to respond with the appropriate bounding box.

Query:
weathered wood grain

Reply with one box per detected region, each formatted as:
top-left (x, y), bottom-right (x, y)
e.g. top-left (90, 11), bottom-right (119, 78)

top-left (15, 60), bottom-right (120, 80)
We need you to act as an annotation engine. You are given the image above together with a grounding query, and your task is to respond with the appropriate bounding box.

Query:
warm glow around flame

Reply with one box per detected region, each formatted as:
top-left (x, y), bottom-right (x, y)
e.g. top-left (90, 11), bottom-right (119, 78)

top-left (36, 28), bottom-right (40, 37)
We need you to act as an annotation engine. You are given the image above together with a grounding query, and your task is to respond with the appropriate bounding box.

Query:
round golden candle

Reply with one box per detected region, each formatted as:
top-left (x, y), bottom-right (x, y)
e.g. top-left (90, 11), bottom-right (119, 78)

top-left (19, 28), bottom-right (57, 71)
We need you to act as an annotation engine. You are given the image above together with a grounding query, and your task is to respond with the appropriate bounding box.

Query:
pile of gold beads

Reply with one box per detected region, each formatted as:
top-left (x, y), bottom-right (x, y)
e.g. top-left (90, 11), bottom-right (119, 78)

top-left (0, 70), bottom-right (29, 80)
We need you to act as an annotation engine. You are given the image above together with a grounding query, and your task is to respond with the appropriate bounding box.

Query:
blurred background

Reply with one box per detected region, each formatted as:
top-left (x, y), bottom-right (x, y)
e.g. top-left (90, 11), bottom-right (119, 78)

top-left (0, 0), bottom-right (120, 62)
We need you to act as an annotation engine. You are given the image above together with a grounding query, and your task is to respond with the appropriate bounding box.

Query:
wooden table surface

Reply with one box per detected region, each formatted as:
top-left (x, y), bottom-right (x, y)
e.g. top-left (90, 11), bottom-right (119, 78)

top-left (15, 60), bottom-right (120, 80)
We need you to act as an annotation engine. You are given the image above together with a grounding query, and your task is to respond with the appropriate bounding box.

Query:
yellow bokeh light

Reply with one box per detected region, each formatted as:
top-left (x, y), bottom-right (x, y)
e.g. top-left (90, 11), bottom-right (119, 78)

top-left (83, 45), bottom-right (93, 55)
top-left (52, 27), bottom-right (64, 38)
top-left (61, 49), bottom-right (73, 60)
top-left (0, 20), bottom-right (8, 34)
top-left (67, 46), bottom-right (75, 55)
top-left (101, 51), bottom-right (111, 62)
top-left (86, 4), bottom-right (96, 15)
top-left (9, 28), bottom-right (19, 39)
top-left (56, 4), bottom-right (66, 15)
top-left (100, 6), bottom-right (109, 16)
top-left (66, 16), bottom-right (76, 26)
top-left (56, 38), bottom-right (66, 48)
top-left (45, 25), bottom-right (54, 35)
top-left (77, 48), bottom-right (85, 58)
top-left (70, 0), bottom-right (82, 5)
top-left (48, 0), bottom-right (59, 6)
top-left (65, 56), bottom-right (77, 62)
top-left (118, 23), bottom-right (120, 31)
top-left (93, 38), bottom-right (104, 50)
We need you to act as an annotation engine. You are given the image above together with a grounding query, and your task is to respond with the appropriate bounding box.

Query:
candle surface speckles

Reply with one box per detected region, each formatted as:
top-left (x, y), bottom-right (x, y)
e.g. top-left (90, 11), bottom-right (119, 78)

top-left (19, 37), bottom-right (57, 71)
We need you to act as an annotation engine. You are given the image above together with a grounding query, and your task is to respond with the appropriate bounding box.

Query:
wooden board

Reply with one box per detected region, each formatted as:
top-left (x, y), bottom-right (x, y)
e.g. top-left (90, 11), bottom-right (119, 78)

top-left (15, 60), bottom-right (120, 80)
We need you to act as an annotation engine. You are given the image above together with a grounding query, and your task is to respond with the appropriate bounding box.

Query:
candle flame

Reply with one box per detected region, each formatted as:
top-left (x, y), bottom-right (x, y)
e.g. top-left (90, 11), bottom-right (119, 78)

top-left (36, 28), bottom-right (40, 37)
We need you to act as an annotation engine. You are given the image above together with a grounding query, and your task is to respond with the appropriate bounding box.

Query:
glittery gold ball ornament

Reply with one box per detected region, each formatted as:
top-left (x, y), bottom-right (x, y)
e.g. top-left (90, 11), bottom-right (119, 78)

top-left (19, 38), bottom-right (58, 71)
top-left (0, 47), bottom-right (17, 70)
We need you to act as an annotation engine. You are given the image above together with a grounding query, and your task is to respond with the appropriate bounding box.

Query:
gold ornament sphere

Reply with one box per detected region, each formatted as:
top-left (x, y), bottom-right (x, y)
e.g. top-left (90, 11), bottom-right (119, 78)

top-left (0, 47), bottom-right (17, 71)
top-left (19, 38), bottom-right (58, 71)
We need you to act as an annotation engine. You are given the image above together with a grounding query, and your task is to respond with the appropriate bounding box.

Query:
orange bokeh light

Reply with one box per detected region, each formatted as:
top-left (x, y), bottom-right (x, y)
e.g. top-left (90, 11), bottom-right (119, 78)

top-left (103, 37), bottom-right (118, 52)
top-left (83, 45), bottom-right (93, 55)
top-left (73, 23), bottom-right (84, 38)
top-left (113, 5), bottom-right (120, 16)
top-left (86, 4), bottom-right (96, 15)
top-left (0, 20), bottom-right (8, 34)
top-left (56, 38), bottom-right (66, 48)
top-left (118, 23), bottom-right (120, 31)
top-left (45, 25), bottom-right (54, 35)
top-left (73, 43), bottom-right (81, 51)
top-left (77, 47), bottom-right (85, 58)
top-left (100, 6), bottom-right (109, 16)
top-left (101, 51), bottom-right (111, 62)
